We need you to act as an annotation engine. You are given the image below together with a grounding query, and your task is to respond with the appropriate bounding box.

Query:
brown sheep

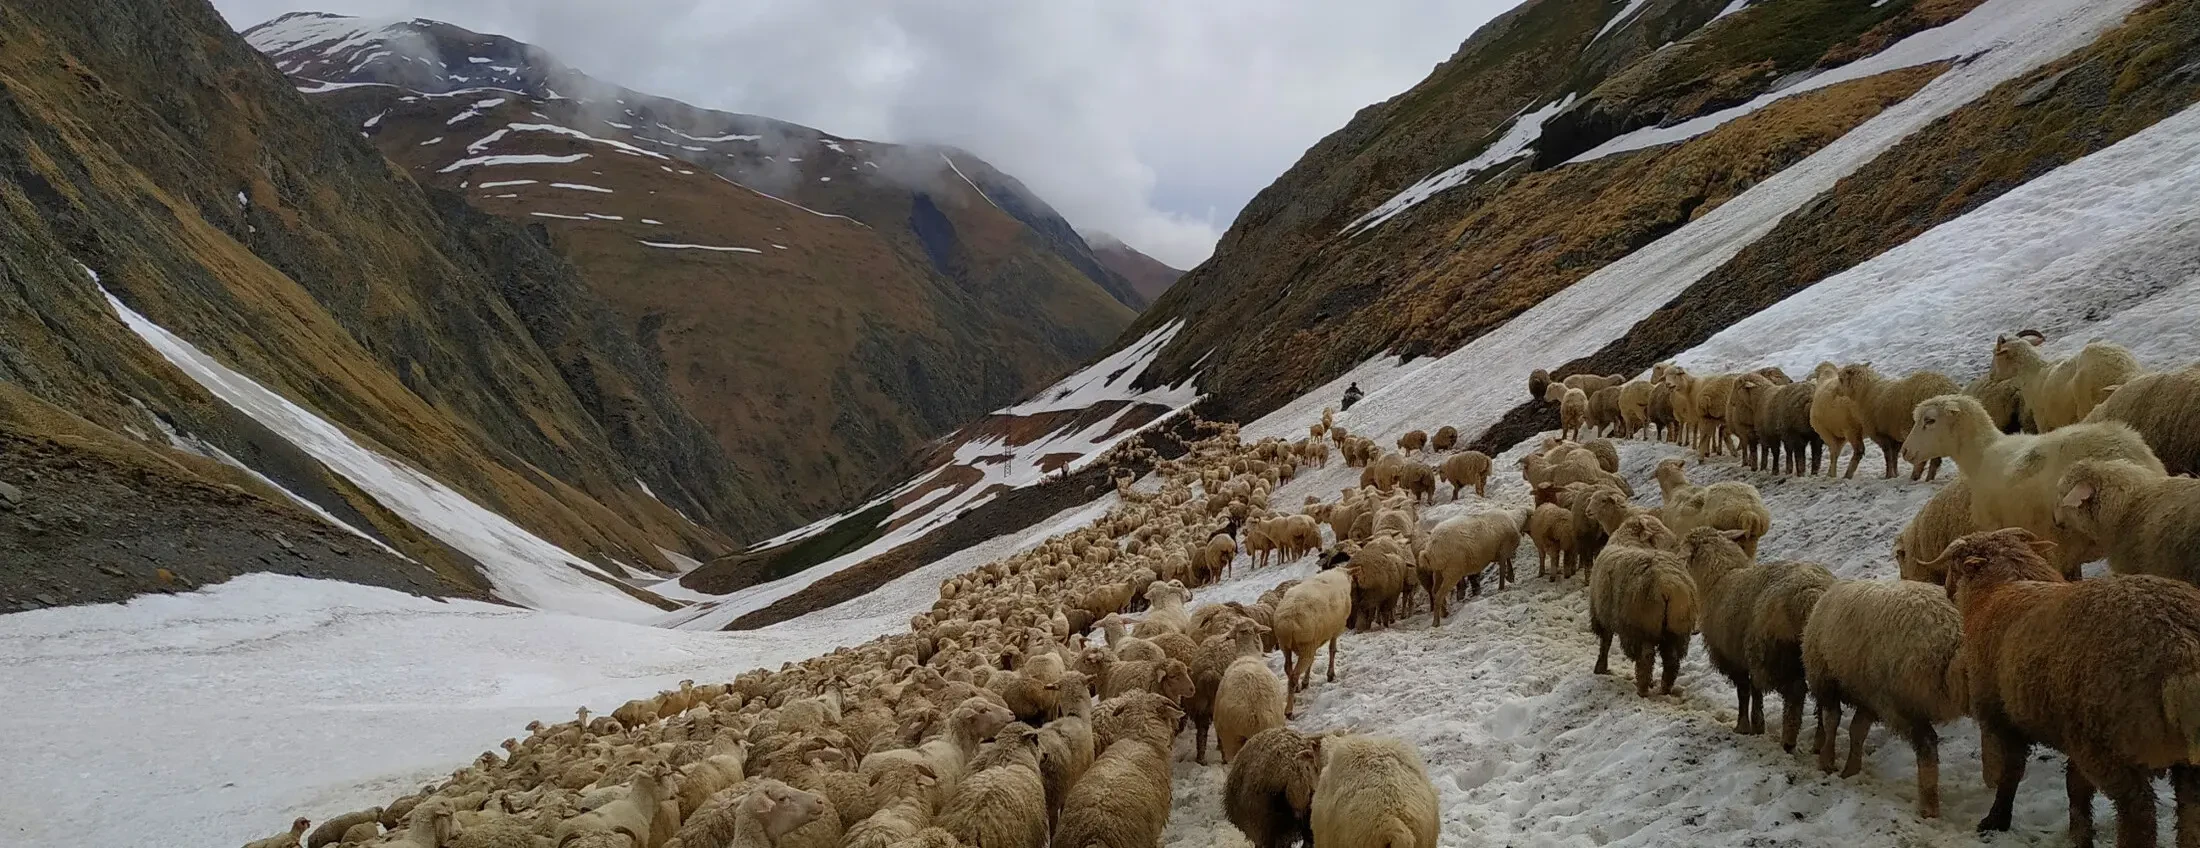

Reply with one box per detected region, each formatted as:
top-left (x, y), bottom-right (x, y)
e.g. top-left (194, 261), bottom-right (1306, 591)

top-left (1431, 425), bottom-right (1459, 452)
top-left (1397, 429), bottom-right (1429, 455)
top-left (1943, 529), bottom-right (2200, 846)
top-left (1589, 386), bottom-right (1624, 438)
top-left (1529, 368), bottom-right (1552, 403)
top-left (1759, 378), bottom-right (1823, 477)
top-left (1648, 382), bottom-right (1677, 443)
top-left (1588, 514), bottom-right (1696, 698)
top-left (1224, 728), bottom-right (1322, 848)
top-left (1833, 362), bottom-right (1960, 480)
top-left (1440, 451), bottom-right (1492, 500)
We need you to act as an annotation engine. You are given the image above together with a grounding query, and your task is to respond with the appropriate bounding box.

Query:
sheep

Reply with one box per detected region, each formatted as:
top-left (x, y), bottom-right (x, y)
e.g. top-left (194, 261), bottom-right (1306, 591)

top-left (1035, 672), bottom-right (1096, 833)
top-left (1526, 503), bottom-right (1575, 580)
top-left (1096, 657), bottom-right (1193, 704)
top-left (1991, 335), bottom-right (2142, 431)
top-left (1648, 381), bottom-right (1677, 443)
top-left (1437, 450), bottom-right (1491, 501)
top-left (860, 697), bottom-right (1017, 813)
top-left (1548, 384), bottom-right (1589, 442)
top-left (1800, 579), bottom-right (1967, 818)
top-left (555, 760), bottom-right (673, 846)
top-left (1617, 379), bottom-right (1653, 439)
top-left (1759, 378), bottom-right (1823, 476)
top-left (1581, 439), bottom-right (1620, 474)
top-left (1188, 618), bottom-right (1264, 764)
top-left (1895, 479), bottom-right (1972, 584)
top-left (1571, 484), bottom-right (1633, 580)
top-left (1419, 509), bottom-right (1529, 626)
top-left (1941, 529), bottom-right (2200, 846)
top-left (1968, 371), bottom-right (2032, 435)
top-left (1691, 372), bottom-right (1741, 456)
top-left (1397, 429), bottom-right (1428, 454)
top-left (1224, 728), bottom-right (1321, 848)
top-left (1811, 367), bottom-right (1870, 480)
top-left (1564, 373), bottom-right (1626, 397)
top-left (1214, 634), bottom-right (1287, 765)
top-left (1589, 386), bottom-right (1624, 438)
top-left (388, 804), bottom-right (452, 848)
top-left (242, 817), bottom-right (311, 848)
top-left (2054, 459), bottom-right (2200, 585)
top-left (1654, 460), bottom-right (1770, 557)
top-left (1677, 526), bottom-right (1785, 737)
top-left (1900, 394), bottom-right (2164, 574)
top-left (1397, 461), bottom-right (1438, 504)
top-left (1832, 363), bottom-right (1960, 480)
top-left (1310, 735), bottom-right (1439, 848)
top-left (1726, 372), bottom-right (1778, 471)
top-left (336, 821), bottom-right (379, 845)
top-left (673, 779), bottom-right (825, 848)
top-left (1588, 514), bottom-right (1696, 697)
top-left (936, 724), bottom-right (1046, 848)
top-left (1529, 368), bottom-right (1552, 402)
top-left (1055, 694), bottom-right (1181, 848)
top-left (1135, 581), bottom-right (1193, 636)
top-left (308, 809), bottom-right (381, 848)
top-left (1750, 559), bottom-right (1835, 753)
top-left (1273, 568), bottom-right (1353, 717)
top-left (2085, 364), bottom-right (2200, 476)
top-left (1431, 425), bottom-right (1458, 452)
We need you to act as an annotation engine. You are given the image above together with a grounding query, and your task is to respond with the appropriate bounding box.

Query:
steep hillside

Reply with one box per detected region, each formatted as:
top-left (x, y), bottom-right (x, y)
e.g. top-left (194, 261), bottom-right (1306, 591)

top-left (1126, 0), bottom-right (2200, 447)
top-left (1091, 234), bottom-right (1186, 302)
top-left (242, 14), bottom-right (1143, 523)
top-left (0, 0), bottom-right (753, 614)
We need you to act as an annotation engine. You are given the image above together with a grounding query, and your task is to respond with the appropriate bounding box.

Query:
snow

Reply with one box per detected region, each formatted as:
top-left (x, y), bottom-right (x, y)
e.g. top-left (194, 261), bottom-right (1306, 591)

top-left (467, 123), bottom-right (670, 160)
top-left (139, 408), bottom-right (406, 560)
top-left (584, 213), bottom-right (624, 221)
top-left (362, 110), bottom-right (385, 129)
top-left (0, 575), bottom-right (840, 848)
top-left (1345, 95), bottom-right (1576, 234)
top-left (942, 152), bottom-right (1002, 210)
top-left (637, 241), bottom-right (762, 253)
top-left (1569, 0), bottom-right (2130, 163)
top-left (1259, 0), bottom-right (2144, 447)
top-left (466, 56), bottom-right (492, 63)
top-left (531, 212), bottom-right (590, 220)
top-left (438, 152), bottom-right (589, 173)
top-left (95, 284), bottom-right (660, 622)
top-left (245, 12), bottom-right (400, 57)
top-left (418, 136), bottom-right (444, 146)
top-left (1595, 0), bottom-right (1658, 41)
top-left (717, 175), bottom-right (869, 226)
top-left (663, 127), bottom-right (762, 144)
top-left (475, 179), bottom-right (536, 189)
top-left (550, 182), bottom-right (614, 193)
top-left (641, 218), bottom-right (665, 225)
top-left (1678, 99), bottom-right (2200, 381)
top-left (1713, 0), bottom-right (1753, 21)
top-left (445, 97), bottom-right (508, 126)
top-left (1002, 319), bottom-right (1203, 414)
top-left (235, 190), bottom-right (248, 207)
top-left (293, 79), bottom-right (396, 94)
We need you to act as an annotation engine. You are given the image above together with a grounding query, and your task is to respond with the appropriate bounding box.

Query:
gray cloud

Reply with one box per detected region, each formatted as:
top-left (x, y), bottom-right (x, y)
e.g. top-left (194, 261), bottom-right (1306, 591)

top-left (214, 0), bottom-right (1513, 268)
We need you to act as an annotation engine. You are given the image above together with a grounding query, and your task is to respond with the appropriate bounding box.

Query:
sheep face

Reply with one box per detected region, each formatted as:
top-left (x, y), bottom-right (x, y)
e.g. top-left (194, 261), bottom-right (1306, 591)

top-left (1900, 398), bottom-right (1970, 465)
top-left (1937, 528), bottom-right (2064, 603)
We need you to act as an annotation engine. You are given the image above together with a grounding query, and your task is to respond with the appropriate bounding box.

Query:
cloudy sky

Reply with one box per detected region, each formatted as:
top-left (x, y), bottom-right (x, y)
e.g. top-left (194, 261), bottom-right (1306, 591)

top-left (213, 0), bottom-right (1515, 268)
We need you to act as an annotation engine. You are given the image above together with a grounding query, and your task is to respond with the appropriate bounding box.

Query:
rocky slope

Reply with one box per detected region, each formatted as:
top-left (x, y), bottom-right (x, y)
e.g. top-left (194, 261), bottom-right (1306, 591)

top-left (246, 12), bottom-right (1144, 524)
top-left (1120, 0), bottom-right (2200, 446)
top-left (1090, 235), bottom-right (1186, 303)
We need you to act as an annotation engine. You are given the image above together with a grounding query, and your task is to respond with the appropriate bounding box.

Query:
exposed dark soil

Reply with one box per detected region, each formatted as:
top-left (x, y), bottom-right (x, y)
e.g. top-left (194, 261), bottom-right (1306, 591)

top-left (723, 418), bottom-right (1194, 630)
top-left (0, 429), bottom-right (481, 612)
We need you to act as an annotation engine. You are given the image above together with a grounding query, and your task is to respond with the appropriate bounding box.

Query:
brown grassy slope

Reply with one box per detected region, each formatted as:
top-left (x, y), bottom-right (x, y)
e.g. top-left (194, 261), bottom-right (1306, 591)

top-left (1093, 241), bottom-right (1185, 304)
top-left (332, 89), bottom-right (1132, 525)
top-left (0, 0), bottom-right (739, 588)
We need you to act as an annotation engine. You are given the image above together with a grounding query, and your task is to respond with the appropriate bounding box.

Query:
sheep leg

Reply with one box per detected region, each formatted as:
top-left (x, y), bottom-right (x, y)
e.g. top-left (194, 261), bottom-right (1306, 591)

top-left (2099, 760), bottom-right (2159, 848)
top-left (1875, 435), bottom-right (1901, 479)
top-left (1844, 440), bottom-right (1865, 480)
top-left (1659, 638), bottom-right (1684, 696)
top-left (1842, 707), bottom-right (1872, 777)
top-left (2065, 760), bottom-right (2098, 848)
top-left (1911, 724), bottom-right (1941, 819)
top-left (1593, 623), bottom-right (1613, 675)
top-left (2173, 764), bottom-right (2200, 848)
top-left (1748, 687), bottom-right (1766, 736)
top-left (1325, 635), bottom-right (1338, 683)
top-left (1634, 647), bottom-right (1655, 697)
top-left (1778, 684), bottom-right (1807, 753)
top-left (1978, 731), bottom-right (2029, 833)
top-left (1816, 695), bottom-right (1844, 773)
top-left (1733, 685), bottom-right (1753, 734)
top-left (1195, 716), bottom-right (1210, 766)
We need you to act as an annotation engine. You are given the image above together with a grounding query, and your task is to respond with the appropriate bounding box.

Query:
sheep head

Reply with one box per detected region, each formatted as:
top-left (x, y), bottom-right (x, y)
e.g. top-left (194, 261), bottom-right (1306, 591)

top-left (1936, 528), bottom-right (2062, 605)
top-left (1902, 395), bottom-right (1985, 465)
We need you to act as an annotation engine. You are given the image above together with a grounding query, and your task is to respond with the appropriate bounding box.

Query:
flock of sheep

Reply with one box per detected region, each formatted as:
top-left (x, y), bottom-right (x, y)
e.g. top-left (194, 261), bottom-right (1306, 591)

top-left (236, 331), bottom-right (2200, 848)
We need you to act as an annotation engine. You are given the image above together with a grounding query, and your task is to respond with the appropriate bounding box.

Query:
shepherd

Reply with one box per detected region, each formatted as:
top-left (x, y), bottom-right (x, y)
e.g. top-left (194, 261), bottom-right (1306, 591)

top-left (1341, 381), bottom-right (1364, 411)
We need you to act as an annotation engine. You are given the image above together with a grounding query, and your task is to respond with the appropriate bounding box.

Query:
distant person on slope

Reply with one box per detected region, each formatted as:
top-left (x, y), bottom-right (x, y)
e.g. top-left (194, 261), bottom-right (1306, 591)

top-left (1341, 382), bottom-right (1364, 411)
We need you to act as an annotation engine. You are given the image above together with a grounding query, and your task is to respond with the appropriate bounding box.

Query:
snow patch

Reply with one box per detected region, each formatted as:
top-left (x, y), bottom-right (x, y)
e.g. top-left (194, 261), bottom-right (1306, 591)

top-left (445, 97), bottom-right (507, 126)
top-left (638, 241), bottom-right (761, 253)
top-left (1004, 319), bottom-right (1203, 414)
top-left (475, 179), bottom-right (536, 189)
top-left (1346, 95), bottom-right (1575, 234)
top-left (438, 152), bottom-right (589, 173)
top-left (550, 182), bottom-right (614, 193)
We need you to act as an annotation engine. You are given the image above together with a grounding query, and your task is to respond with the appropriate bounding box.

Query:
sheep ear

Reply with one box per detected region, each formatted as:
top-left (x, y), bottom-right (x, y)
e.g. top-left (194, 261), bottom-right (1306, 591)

top-left (2027, 538), bottom-right (2059, 557)
top-left (2060, 481), bottom-right (2095, 510)
top-left (1723, 529), bottom-right (1748, 542)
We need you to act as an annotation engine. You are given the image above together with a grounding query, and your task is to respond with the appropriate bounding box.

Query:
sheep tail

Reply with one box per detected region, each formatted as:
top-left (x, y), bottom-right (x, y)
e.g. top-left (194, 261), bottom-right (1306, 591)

top-left (2162, 672), bottom-right (2200, 761)
top-left (1372, 818), bottom-right (1419, 848)
top-left (1659, 569), bottom-right (1698, 637)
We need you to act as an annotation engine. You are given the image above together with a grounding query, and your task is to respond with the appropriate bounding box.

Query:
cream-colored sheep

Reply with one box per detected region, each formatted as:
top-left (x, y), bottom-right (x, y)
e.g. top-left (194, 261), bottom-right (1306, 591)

top-left (1811, 367), bottom-right (1870, 480)
top-left (1654, 461), bottom-right (1769, 557)
top-left (1213, 639), bottom-right (1286, 765)
top-left (1832, 362), bottom-right (1959, 480)
top-left (1991, 335), bottom-right (2141, 431)
top-left (1726, 372), bottom-right (1778, 471)
top-left (859, 697), bottom-right (1016, 813)
top-left (1895, 479), bottom-right (1972, 584)
top-left (2054, 459), bottom-right (2200, 585)
top-left (1691, 372), bottom-right (1741, 457)
top-left (937, 724), bottom-right (1046, 848)
top-left (1555, 385), bottom-right (1590, 442)
top-left (1272, 568), bottom-right (1352, 717)
top-left (1420, 508), bottom-right (1530, 622)
top-left (308, 809), bottom-right (380, 848)
top-left (1802, 579), bottom-right (1968, 819)
top-left (1440, 450), bottom-right (1492, 501)
top-left (1678, 526), bottom-right (1784, 737)
top-left (1035, 672), bottom-right (1096, 833)
top-left (1589, 515), bottom-right (1696, 697)
top-left (1526, 503), bottom-right (1576, 580)
top-left (1749, 559), bottom-right (1835, 753)
top-left (1310, 735), bottom-right (1439, 848)
top-left (555, 761), bottom-right (673, 846)
top-left (1617, 379), bottom-right (1653, 439)
top-left (1589, 386), bottom-right (1624, 438)
top-left (1134, 581), bottom-right (1193, 636)
top-left (1055, 694), bottom-right (1181, 848)
top-left (242, 817), bottom-right (310, 848)
top-left (1397, 429), bottom-right (1428, 455)
top-left (2085, 364), bottom-right (2200, 476)
top-left (1901, 394), bottom-right (2163, 573)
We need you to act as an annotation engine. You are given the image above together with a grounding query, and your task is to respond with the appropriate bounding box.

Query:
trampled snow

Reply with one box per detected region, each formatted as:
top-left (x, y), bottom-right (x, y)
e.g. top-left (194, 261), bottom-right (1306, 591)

top-left (1346, 95), bottom-right (1576, 234)
top-left (439, 152), bottom-right (590, 173)
top-left (638, 241), bottom-right (762, 253)
top-left (1568, 0), bottom-right (2131, 163)
top-left (1256, 0), bottom-right (2142, 447)
top-left (95, 284), bottom-right (661, 622)
top-left (1001, 319), bottom-right (1203, 415)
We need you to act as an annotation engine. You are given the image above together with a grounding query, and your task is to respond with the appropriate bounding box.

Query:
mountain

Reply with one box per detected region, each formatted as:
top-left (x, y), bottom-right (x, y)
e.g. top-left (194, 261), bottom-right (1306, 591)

top-left (240, 12), bottom-right (1144, 538)
top-left (1089, 234), bottom-right (1186, 302)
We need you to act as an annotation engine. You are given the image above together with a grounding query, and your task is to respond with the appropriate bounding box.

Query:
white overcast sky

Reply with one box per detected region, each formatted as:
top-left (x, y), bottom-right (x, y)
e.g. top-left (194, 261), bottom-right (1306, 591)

top-left (212, 0), bottom-right (1515, 268)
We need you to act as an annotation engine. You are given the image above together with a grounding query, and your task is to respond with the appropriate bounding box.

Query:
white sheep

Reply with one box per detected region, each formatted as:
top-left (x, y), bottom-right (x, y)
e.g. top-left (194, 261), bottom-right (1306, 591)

top-left (1419, 509), bottom-right (1529, 625)
top-left (553, 760), bottom-right (673, 846)
top-left (1589, 514), bottom-right (1697, 697)
top-left (1990, 335), bottom-right (2141, 431)
top-left (2084, 364), bottom-right (2200, 476)
top-left (1802, 579), bottom-right (1969, 819)
top-left (2053, 459), bottom-right (2200, 585)
top-left (937, 724), bottom-right (1047, 848)
top-left (307, 809), bottom-right (380, 848)
top-left (1811, 367), bottom-right (1869, 479)
top-left (859, 697), bottom-right (1016, 813)
top-left (1547, 384), bottom-right (1589, 441)
top-left (1272, 568), bottom-right (1353, 717)
top-left (1213, 636), bottom-right (1286, 764)
top-left (1895, 479), bottom-right (1972, 584)
top-left (1055, 693), bottom-right (1181, 848)
top-left (241, 817), bottom-right (310, 848)
top-left (1900, 394), bottom-right (2163, 573)
top-left (1310, 735), bottom-right (1439, 848)
top-left (1133, 581), bottom-right (1193, 636)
